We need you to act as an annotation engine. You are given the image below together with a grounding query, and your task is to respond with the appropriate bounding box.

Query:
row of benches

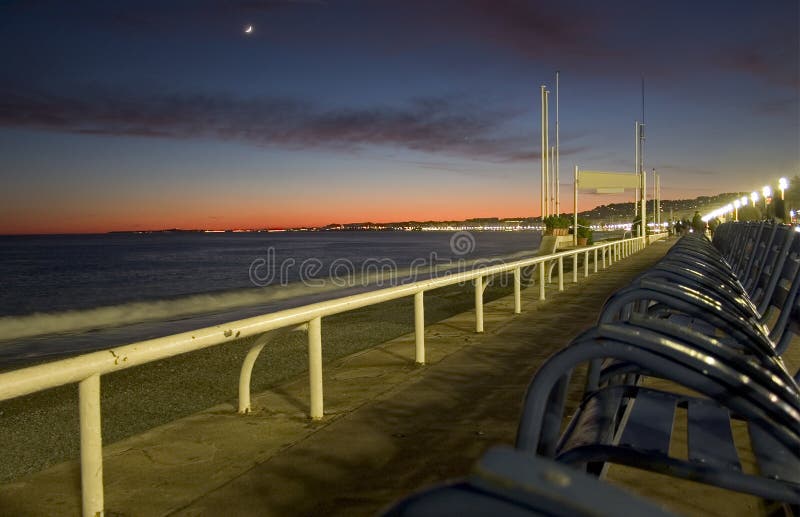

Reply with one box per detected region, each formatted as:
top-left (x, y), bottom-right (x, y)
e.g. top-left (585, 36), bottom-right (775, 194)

top-left (384, 222), bottom-right (800, 516)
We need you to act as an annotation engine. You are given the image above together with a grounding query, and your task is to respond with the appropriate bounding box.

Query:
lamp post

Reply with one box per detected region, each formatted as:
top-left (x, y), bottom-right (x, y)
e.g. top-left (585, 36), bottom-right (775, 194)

top-left (763, 186), bottom-right (772, 211)
top-left (733, 199), bottom-right (741, 221)
top-left (779, 177), bottom-right (788, 200)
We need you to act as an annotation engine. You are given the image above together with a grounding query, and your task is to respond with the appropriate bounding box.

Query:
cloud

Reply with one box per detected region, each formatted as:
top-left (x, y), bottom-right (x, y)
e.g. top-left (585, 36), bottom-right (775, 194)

top-left (717, 49), bottom-right (800, 90)
top-left (0, 88), bottom-right (547, 162)
top-left (454, 0), bottom-right (615, 60)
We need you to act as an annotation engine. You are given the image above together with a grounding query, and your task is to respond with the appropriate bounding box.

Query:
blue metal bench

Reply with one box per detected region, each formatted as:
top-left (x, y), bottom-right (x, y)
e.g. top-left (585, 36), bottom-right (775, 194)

top-left (381, 446), bottom-right (678, 517)
top-left (516, 318), bottom-right (800, 506)
top-left (593, 225), bottom-right (800, 378)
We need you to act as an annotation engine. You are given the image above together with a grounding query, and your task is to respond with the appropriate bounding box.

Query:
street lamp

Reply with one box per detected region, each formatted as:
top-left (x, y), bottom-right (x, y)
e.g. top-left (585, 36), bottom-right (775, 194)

top-left (733, 199), bottom-right (741, 221)
top-left (762, 186), bottom-right (772, 211)
top-left (779, 177), bottom-right (788, 200)
top-left (740, 195), bottom-right (748, 206)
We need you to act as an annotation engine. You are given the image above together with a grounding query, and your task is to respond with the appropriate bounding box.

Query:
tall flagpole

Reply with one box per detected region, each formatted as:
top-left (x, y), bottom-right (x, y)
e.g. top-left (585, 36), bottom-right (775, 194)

top-left (540, 86), bottom-right (547, 223)
top-left (635, 121), bottom-right (640, 222)
top-left (544, 89), bottom-right (550, 218)
top-left (554, 146), bottom-right (559, 214)
top-left (652, 168), bottom-right (656, 222)
top-left (555, 71), bottom-right (560, 217)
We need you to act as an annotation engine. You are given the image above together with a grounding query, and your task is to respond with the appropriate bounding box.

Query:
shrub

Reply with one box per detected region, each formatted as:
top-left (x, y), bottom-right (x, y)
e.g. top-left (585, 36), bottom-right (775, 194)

top-left (543, 215), bottom-right (570, 230)
top-left (576, 217), bottom-right (593, 244)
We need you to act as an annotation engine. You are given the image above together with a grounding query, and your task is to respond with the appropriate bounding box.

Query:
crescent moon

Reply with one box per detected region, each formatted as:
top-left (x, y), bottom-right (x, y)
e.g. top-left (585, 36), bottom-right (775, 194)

top-left (244, 25), bottom-right (254, 34)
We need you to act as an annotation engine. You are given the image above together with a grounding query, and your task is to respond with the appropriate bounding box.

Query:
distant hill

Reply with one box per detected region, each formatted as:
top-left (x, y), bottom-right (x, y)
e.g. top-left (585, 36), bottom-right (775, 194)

top-left (577, 192), bottom-right (749, 224)
top-left (325, 193), bottom-right (752, 230)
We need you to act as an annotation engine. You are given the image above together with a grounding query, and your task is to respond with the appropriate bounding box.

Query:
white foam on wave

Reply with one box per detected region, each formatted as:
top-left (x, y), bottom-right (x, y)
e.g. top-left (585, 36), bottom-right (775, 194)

top-left (0, 250), bottom-right (535, 343)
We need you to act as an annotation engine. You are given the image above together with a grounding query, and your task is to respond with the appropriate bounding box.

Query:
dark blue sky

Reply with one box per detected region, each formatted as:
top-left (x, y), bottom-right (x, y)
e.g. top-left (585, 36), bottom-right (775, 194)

top-left (1, 0), bottom-right (797, 232)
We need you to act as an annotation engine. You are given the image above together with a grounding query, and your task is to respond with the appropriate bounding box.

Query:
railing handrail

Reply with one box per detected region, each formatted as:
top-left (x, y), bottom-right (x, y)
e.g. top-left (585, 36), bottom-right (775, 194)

top-left (0, 235), bottom-right (646, 402)
top-left (0, 233), bottom-right (654, 517)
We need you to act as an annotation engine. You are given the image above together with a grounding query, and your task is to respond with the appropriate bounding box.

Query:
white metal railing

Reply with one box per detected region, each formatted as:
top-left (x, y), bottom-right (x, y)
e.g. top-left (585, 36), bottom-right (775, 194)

top-left (0, 235), bottom-right (651, 516)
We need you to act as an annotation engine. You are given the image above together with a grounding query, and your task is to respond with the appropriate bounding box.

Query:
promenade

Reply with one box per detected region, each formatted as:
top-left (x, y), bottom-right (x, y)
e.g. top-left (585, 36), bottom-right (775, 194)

top-left (2, 240), bottom-right (686, 516)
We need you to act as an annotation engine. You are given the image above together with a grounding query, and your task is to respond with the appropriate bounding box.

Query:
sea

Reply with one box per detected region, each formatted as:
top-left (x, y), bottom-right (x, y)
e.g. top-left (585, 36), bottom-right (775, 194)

top-left (0, 231), bottom-right (549, 367)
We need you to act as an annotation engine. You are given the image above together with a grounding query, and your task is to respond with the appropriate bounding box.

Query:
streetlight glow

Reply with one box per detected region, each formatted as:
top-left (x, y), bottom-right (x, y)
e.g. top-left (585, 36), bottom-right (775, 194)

top-left (751, 192), bottom-right (759, 203)
top-left (740, 195), bottom-right (748, 206)
top-left (779, 177), bottom-right (788, 200)
top-left (763, 185), bottom-right (772, 198)
top-left (733, 199), bottom-right (741, 208)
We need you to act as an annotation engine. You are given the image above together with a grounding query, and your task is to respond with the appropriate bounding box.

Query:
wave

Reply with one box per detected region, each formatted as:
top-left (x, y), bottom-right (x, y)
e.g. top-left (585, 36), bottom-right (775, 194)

top-left (0, 250), bottom-right (535, 343)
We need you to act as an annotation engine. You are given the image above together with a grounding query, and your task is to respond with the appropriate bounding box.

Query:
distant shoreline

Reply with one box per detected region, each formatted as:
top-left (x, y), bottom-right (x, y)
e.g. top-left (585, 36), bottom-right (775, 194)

top-left (1, 190), bottom-right (750, 236)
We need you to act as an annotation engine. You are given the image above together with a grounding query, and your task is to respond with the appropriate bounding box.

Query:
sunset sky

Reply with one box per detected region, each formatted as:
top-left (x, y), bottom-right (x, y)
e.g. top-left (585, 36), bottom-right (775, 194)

top-left (1, 0), bottom-right (798, 234)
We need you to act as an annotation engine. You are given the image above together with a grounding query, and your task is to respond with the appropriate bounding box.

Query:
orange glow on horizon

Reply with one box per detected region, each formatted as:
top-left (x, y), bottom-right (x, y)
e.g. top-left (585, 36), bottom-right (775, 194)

top-left (0, 194), bottom-right (639, 235)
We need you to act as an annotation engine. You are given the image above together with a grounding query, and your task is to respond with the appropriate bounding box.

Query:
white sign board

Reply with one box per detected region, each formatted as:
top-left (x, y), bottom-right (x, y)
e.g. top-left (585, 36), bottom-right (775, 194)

top-left (577, 171), bottom-right (639, 191)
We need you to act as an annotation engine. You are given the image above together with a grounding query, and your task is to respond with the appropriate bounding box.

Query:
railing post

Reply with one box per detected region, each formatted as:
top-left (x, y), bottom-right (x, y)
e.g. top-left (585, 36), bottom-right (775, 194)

top-left (558, 257), bottom-right (564, 291)
top-left (513, 267), bottom-right (521, 314)
top-left (308, 316), bottom-right (323, 420)
top-left (414, 291), bottom-right (425, 365)
top-left (572, 254), bottom-right (578, 283)
top-left (79, 374), bottom-right (103, 517)
top-left (539, 263), bottom-right (546, 300)
top-left (594, 248), bottom-right (598, 273)
top-left (584, 250), bottom-right (589, 277)
top-left (602, 246), bottom-right (607, 269)
top-left (238, 338), bottom-right (268, 414)
top-left (238, 326), bottom-right (306, 414)
top-left (474, 276), bottom-right (484, 333)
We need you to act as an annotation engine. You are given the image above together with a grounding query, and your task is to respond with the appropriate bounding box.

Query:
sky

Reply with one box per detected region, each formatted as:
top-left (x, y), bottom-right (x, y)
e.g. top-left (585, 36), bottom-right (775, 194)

top-left (0, 0), bottom-right (798, 234)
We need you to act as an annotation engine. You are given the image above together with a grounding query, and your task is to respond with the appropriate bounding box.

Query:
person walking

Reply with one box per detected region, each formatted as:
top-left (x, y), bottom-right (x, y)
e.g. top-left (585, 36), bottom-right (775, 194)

top-left (691, 211), bottom-right (706, 234)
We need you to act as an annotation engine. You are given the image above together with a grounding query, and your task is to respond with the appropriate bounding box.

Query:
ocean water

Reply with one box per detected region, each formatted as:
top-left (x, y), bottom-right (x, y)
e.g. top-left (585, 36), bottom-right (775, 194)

top-left (0, 231), bottom-right (542, 366)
